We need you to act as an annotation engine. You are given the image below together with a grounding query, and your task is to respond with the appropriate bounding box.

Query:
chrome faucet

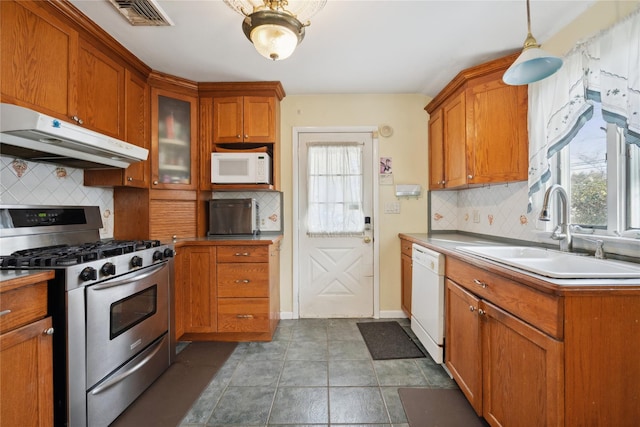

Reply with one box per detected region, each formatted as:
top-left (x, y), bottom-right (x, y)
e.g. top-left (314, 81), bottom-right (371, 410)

top-left (539, 184), bottom-right (572, 252)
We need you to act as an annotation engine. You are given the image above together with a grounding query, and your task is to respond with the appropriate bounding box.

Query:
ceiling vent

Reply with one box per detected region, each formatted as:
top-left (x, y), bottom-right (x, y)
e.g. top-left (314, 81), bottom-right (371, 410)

top-left (108, 0), bottom-right (174, 26)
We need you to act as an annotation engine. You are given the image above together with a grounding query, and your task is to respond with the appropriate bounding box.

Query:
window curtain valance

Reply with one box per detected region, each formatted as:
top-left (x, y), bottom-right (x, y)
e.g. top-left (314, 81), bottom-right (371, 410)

top-left (527, 7), bottom-right (640, 212)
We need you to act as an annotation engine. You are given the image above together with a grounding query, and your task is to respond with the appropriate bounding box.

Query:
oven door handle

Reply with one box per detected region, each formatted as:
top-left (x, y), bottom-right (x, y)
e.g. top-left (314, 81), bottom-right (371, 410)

top-left (89, 262), bottom-right (167, 291)
top-left (89, 334), bottom-right (167, 396)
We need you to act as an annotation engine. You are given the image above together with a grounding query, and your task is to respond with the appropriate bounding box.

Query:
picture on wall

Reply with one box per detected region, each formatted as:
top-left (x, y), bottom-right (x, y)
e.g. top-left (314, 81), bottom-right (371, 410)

top-left (380, 157), bottom-right (392, 174)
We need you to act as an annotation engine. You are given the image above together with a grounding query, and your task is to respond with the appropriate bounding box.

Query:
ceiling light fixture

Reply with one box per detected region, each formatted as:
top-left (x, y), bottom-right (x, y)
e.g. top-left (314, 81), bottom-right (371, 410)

top-left (503, 0), bottom-right (563, 85)
top-left (224, 0), bottom-right (326, 61)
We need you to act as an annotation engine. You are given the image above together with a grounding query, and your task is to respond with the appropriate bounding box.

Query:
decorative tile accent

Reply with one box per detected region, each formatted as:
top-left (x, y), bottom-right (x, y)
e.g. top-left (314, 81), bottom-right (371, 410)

top-left (1, 156), bottom-right (114, 238)
top-left (212, 191), bottom-right (283, 232)
top-left (430, 182), bottom-right (538, 242)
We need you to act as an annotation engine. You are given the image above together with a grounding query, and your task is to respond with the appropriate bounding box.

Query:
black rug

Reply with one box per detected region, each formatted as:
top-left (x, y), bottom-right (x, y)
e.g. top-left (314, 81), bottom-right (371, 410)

top-left (357, 321), bottom-right (425, 360)
top-left (398, 388), bottom-right (489, 427)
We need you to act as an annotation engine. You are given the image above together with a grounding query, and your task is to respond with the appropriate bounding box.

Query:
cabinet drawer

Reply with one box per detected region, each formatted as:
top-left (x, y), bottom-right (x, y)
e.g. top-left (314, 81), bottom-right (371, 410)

top-left (218, 263), bottom-right (269, 297)
top-left (446, 257), bottom-right (562, 339)
top-left (217, 246), bottom-right (269, 263)
top-left (400, 239), bottom-right (413, 257)
top-left (0, 281), bottom-right (48, 334)
top-left (217, 298), bottom-right (270, 332)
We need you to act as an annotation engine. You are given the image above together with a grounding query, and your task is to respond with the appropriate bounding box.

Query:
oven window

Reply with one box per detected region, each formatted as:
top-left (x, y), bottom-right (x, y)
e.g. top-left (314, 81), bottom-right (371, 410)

top-left (110, 285), bottom-right (157, 339)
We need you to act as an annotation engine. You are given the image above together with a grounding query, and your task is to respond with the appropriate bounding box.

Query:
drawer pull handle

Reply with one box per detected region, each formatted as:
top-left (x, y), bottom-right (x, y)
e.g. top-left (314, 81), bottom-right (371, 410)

top-left (236, 314), bottom-right (254, 319)
top-left (235, 279), bottom-right (250, 284)
top-left (234, 252), bottom-right (250, 256)
top-left (43, 327), bottom-right (54, 335)
top-left (473, 279), bottom-right (487, 288)
top-left (0, 309), bottom-right (11, 317)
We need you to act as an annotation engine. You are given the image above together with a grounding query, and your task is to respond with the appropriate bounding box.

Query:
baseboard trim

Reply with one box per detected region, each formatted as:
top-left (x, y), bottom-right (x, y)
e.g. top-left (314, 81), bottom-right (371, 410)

top-left (278, 311), bottom-right (408, 320)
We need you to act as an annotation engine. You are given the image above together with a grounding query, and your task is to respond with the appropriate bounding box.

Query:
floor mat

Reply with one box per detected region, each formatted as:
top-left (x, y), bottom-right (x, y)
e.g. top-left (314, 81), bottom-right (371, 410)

top-left (110, 341), bottom-right (237, 427)
top-left (356, 321), bottom-right (425, 360)
top-left (399, 388), bottom-right (489, 427)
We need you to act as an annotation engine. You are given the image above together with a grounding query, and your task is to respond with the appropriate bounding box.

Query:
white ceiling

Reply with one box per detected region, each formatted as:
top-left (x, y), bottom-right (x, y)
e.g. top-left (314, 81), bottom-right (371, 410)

top-left (69, 0), bottom-right (596, 97)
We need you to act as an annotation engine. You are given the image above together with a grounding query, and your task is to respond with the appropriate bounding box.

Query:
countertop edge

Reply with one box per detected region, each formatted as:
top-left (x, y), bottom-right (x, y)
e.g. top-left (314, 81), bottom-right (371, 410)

top-left (0, 269), bottom-right (55, 291)
top-left (399, 233), bottom-right (640, 295)
top-left (174, 234), bottom-right (283, 248)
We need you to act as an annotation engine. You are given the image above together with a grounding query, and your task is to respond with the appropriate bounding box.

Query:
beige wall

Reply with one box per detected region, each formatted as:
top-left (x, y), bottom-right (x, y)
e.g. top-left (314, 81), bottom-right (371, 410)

top-left (543, 0), bottom-right (639, 55)
top-left (278, 94), bottom-right (430, 316)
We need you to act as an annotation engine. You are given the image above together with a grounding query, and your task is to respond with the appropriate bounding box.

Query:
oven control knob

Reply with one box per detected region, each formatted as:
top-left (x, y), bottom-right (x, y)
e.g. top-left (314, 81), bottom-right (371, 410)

top-left (131, 256), bottom-right (143, 268)
top-left (101, 262), bottom-right (116, 276)
top-left (152, 250), bottom-right (164, 261)
top-left (79, 267), bottom-right (97, 282)
top-left (163, 248), bottom-right (174, 258)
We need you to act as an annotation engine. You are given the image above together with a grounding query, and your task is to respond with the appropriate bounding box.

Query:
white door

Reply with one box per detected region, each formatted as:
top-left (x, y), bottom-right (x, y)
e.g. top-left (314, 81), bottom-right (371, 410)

top-left (297, 131), bottom-right (375, 318)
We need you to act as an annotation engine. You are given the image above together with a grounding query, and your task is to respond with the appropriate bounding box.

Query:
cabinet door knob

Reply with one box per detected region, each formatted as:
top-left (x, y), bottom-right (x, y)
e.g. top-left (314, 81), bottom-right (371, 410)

top-left (244, 134), bottom-right (249, 139)
top-left (467, 174), bottom-right (473, 179)
top-left (478, 309), bottom-right (486, 316)
top-left (43, 327), bottom-right (55, 335)
top-left (236, 134), bottom-right (242, 139)
top-left (153, 180), bottom-right (159, 185)
top-left (127, 177), bottom-right (133, 181)
top-left (469, 305), bottom-right (475, 312)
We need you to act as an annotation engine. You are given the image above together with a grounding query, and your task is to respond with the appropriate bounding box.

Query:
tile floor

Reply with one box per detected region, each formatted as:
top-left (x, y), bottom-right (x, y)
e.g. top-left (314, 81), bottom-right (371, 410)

top-left (180, 318), bottom-right (458, 426)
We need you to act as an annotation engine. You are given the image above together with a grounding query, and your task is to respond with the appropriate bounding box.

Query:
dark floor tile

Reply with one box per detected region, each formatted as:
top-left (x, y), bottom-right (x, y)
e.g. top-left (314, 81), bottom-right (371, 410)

top-left (286, 340), bottom-right (328, 361)
top-left (329, 387), bottom-right (390, 424)
top-left (229, 359), bottom-right (284, 387)
top-left (328, 340), bottom-right (370, 360)
top-left (280, 360), bottom-right (328, 386)
top-left (373, 359), bottom-right (429, 387)
top-left (269, 387), bottom-right (329, 424)
top-left (329, 360), bottom-right (377, 386)
top-left (207, 386), bottom-right (275, 425)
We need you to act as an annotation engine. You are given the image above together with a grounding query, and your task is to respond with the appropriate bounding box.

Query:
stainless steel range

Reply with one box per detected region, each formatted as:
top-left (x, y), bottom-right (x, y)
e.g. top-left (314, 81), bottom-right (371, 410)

top-left (0, 205), bottom-right (175, 427)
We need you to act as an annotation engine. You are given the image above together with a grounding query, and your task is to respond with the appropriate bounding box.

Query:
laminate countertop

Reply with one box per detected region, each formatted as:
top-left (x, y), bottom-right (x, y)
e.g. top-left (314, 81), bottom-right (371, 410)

top-left (173, 233), bottom-right (283, 248)
top-left (399, 232), bottom-right (640, 293)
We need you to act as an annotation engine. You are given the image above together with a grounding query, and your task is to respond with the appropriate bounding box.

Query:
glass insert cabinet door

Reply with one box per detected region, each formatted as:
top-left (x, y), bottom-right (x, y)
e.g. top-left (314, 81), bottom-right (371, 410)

top-left (151, 88), bottom-right (198, 189)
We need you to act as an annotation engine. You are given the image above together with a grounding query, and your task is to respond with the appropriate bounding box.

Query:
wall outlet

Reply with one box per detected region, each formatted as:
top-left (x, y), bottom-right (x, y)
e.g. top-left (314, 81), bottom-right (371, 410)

top-left (384, 202), bottom-right (401, 214)
top-left (472, 210), bottom-right (480, 223)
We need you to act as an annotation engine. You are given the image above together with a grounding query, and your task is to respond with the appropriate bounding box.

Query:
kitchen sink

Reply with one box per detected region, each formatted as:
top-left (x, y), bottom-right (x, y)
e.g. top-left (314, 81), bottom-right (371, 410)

top-left (456, 246), bottom-right (640, 279)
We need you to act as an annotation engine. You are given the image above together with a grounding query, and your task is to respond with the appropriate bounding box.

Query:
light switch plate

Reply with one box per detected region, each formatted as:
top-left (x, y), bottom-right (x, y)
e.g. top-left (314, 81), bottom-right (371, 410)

top-left (385, 202), bottom-right (401, 214)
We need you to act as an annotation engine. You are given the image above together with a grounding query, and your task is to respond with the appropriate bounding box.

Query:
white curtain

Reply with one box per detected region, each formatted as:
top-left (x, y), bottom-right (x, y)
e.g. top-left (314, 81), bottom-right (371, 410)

top-left (527, 7), bottom-right (640, 212)
top-left (306, 143), bottom-right (364, 236)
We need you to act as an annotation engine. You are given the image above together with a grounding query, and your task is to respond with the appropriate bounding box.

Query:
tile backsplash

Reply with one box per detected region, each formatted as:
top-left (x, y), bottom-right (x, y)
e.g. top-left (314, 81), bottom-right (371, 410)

top-left (430, 181), bottom-right (540, 242)
top-left (0, 156), bottom-right (114, 238)
top-left (212, 191), bottom-right (283, 232)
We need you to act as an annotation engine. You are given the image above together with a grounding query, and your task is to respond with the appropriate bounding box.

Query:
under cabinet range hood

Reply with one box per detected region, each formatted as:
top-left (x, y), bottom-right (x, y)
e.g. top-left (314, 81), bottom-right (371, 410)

top-left (0, 103), bottom-right (149, 169)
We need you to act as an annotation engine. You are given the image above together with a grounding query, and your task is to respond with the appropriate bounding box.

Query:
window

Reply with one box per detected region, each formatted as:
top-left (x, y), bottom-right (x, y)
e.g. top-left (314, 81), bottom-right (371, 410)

top-left (306, 143), bottom-right (364, 236)
top-left (556, 102), bottom-right (640, 235)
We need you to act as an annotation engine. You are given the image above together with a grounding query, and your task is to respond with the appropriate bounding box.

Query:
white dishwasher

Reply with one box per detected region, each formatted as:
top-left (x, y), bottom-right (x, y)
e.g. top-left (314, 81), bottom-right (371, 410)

top-left (411, 243), bottom-right (445, 363)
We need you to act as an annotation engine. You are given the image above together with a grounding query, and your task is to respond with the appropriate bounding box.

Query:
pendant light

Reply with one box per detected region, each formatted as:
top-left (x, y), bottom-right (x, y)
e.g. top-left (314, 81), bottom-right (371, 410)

top-left (224, 0), bottom-right (326, 61)
top-left (503, 0), bottom-right (563, 85)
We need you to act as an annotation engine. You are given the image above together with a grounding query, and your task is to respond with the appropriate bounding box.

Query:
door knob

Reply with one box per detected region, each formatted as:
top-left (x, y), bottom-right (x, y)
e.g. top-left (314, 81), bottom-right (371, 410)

top-left (363, 236), bottom-right (371, 243)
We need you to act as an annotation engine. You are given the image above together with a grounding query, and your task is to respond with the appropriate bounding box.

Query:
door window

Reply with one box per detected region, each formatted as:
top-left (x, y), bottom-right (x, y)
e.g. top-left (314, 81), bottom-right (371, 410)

top-left (306, 143), bottom-right (364, 236)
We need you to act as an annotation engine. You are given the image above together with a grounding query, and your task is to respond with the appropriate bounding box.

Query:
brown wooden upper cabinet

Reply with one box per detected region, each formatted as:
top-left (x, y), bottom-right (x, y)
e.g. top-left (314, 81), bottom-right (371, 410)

top-left (426, 53), bottom-right (528, 190)
top-left (213, 96), bottom-right (276, 143)
top-left (1, 0), bottom-right (78, 121)
top-left (151, 88), bottom-right (198, 190)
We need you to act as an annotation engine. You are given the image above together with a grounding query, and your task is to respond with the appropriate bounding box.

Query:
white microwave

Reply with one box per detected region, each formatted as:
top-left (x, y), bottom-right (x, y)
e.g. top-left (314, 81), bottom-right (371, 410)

top-left (211, 152), bottom-right (271, 184)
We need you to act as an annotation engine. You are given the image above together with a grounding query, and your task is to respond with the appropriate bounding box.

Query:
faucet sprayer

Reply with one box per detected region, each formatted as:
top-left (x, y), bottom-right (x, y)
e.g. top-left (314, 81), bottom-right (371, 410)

top-left (539, 184), bottom-right (572, 252)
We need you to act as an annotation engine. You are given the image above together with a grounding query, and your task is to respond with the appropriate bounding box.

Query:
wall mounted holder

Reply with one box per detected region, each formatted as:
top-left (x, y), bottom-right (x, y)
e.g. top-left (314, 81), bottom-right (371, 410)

top-left (395, 184), bottom-right (421, 198)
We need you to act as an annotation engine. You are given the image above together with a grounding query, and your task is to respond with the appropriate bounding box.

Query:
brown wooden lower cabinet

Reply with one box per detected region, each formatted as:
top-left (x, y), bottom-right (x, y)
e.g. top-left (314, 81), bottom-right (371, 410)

top-left (400, 237), bottom-right (413, 317)
top-left (0, 272), bottom-right (54, 427)
top-left (176, 241), bottom-right (280, 342)
top-left (446, 255), bottom-right (640, 426)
